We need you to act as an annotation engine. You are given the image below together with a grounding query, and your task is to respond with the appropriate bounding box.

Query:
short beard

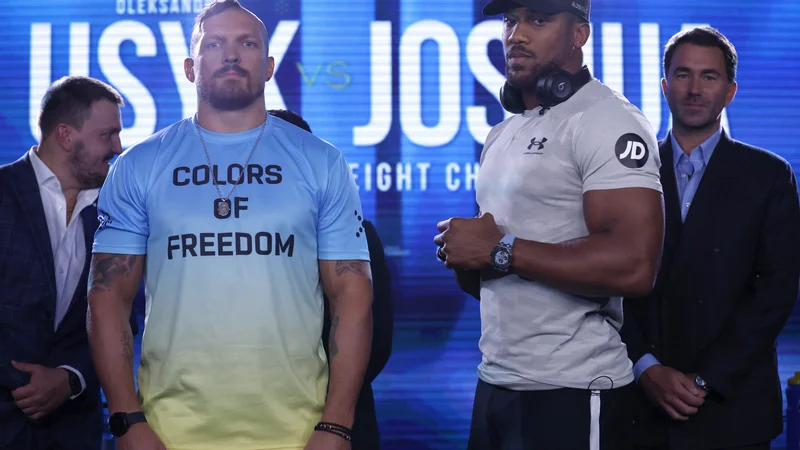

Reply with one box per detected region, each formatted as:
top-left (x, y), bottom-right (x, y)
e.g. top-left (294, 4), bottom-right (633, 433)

top-left (506, 61), bottom-right (562, 93)
top-left (198, 78), bottom-right (264, 111)
top-left (70, 141), bottom-right (107, 189)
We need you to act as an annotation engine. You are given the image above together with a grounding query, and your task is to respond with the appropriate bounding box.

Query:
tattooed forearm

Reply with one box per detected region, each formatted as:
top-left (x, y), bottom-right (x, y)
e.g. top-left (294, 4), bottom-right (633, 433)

top-left (329, 315), bottom-right (340, 358)
top-left (335, 261), bottom-right (371, 278)
top-left (122, 325), bottom-right (134, 370)
top-left (88, 254), bottom-right (137, 293)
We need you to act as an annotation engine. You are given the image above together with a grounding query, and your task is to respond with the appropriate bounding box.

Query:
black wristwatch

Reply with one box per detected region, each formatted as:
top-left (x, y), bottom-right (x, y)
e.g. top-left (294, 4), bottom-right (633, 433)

top-left (108, 411), bottom-right (147, 437)
top-left (694, 374), bottom-right (709, 392)
top-left (65, 369), bottom-right (82, 397)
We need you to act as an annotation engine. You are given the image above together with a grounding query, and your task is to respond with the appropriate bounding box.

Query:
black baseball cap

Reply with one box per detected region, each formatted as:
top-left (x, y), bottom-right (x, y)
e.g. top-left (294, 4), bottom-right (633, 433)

top-left (482, 0), bottom-right (590, 22)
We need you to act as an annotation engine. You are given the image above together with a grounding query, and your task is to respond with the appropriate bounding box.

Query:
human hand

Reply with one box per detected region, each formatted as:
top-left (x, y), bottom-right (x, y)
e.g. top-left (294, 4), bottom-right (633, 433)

top-left (639, 364), bottom-right (707, 420)
top-left (434, 213), bottom-right (503, 270)
top-left (10, 361), bottom-right (71, 420)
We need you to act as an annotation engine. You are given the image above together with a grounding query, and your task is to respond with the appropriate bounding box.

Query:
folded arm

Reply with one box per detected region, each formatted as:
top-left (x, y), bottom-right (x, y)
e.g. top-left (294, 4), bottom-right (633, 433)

top-left (510, 188), bottom-right (665, 298)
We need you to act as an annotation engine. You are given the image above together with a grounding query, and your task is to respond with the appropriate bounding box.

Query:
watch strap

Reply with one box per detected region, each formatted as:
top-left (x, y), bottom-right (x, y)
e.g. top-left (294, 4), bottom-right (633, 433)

top-left (109, 411), bottom-right (147, 437)
top-left (499, 234), bottom-right (516, 247)
top-left (127, 411), bottom-right (147, 425)
top-left (67, 370), bottom-right (81, 395)
top-left (59, 366), bottom-right (85, 398)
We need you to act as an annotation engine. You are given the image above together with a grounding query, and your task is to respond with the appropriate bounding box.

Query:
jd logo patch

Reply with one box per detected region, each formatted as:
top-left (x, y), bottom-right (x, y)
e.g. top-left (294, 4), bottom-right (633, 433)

top-left (615, 133), bottom-right (649, 168)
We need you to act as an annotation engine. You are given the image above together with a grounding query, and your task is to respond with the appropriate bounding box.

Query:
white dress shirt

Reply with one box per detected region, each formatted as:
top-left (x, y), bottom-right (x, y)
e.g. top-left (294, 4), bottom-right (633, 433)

top-left (29, 147), bottom-right (98, 397)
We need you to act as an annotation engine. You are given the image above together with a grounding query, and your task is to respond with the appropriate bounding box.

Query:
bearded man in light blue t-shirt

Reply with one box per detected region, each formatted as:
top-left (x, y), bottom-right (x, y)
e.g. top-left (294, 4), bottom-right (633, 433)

top-left (85, 2), bottom-right (373, 450)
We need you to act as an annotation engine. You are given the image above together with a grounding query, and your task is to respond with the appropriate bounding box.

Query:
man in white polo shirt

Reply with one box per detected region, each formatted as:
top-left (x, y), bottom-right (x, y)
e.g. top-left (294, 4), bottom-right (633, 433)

top-left (434, 0), bottom-right (665, 448)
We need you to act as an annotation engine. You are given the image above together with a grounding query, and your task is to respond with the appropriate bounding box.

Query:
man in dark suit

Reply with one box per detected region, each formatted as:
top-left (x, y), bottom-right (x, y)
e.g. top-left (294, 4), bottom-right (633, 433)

top-left (0, 76), bottom-right (125, 449)
top-left (268, 109), bottom-right (395, 449)
top-left (621, 26), bottom-right (800, 450)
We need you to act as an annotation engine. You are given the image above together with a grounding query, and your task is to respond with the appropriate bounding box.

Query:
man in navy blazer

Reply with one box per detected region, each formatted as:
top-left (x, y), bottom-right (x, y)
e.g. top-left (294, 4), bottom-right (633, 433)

top-left (0, 76), bottom-right (125, 449)
top-left (621, 27), bottom-right (800, 450)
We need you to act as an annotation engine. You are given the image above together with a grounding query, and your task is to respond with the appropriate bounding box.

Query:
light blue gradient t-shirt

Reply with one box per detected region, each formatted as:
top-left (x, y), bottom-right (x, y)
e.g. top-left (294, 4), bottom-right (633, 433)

top-left (93, 114), bottom-right (369, 450)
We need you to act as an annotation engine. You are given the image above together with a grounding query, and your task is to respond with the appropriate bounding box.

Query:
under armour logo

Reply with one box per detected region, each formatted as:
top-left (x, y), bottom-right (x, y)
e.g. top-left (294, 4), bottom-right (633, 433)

top-left (528, 137), bottom-right (547, 151)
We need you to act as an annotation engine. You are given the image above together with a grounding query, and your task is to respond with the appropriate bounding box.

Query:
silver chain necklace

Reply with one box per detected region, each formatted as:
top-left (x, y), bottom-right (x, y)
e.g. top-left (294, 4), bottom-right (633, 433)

top-left (194, 116), bottom-right (267, 218)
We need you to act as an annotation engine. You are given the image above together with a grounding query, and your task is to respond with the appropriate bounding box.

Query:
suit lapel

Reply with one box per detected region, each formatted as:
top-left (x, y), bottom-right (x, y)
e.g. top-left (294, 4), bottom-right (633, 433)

top-left (668, 130), bottom-right (741, 284)
top-left (659, 136), bottom-right (683, 245)
top-left (8, 154), bottom-right (56, 295)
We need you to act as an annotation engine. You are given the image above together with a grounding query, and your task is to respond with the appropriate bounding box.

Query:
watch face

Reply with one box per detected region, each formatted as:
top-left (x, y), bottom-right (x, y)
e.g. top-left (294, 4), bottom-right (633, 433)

top-left (694, 375), bottom-right (707, 389)
top-left (108, 413), bottom-right (128, 437)
top-left (494, 250), bottom-right (510, 267)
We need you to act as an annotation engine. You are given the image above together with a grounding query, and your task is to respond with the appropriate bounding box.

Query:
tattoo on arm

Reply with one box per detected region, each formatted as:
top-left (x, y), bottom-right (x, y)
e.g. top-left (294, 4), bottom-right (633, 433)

top-left (329, 315), bottom-right (340, 358)
top-left (326, 261), bottom-right (369, 360)
top-left (88, 254), bottom-right (137, 294)
top-left (334, 261), bottom-right (371, 277)
top-left (122, 325), bottom-right (134, 371)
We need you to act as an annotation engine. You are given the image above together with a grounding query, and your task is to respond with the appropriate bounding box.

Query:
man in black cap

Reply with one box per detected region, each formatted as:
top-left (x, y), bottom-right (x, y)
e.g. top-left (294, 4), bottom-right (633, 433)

top-left (434, 0), bottom-right (665, 449)
top-left (483, 0), bottom-right (590, 22)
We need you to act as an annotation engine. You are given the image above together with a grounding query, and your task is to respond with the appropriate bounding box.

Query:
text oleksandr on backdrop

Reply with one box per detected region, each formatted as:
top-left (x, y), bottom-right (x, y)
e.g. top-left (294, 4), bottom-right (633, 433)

top-left (1, 0), bottom-right (798, 448)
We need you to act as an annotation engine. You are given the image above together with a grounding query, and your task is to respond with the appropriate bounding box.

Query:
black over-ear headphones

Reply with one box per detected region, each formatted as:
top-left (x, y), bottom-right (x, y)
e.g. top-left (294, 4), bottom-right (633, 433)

top-left (500, 66), bottom-right (593, 115)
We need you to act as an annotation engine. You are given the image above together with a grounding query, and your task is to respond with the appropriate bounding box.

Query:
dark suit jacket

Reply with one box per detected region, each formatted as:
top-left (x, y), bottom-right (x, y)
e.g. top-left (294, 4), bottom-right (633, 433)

top-left (322, 219), bottom-right (393, 450)
top-left (620, 131), bottom-right (800, 450)
top-left (0, 154), bottom-right (103, 449)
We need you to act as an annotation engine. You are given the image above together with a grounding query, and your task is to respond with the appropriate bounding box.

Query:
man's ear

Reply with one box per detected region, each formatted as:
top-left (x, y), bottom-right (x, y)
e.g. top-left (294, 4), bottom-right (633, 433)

top-left (724, 80), bottom-right (738, 108)
top-left (185, 58), bottom-right (196, 83)
top-left (53, 123), bottom-right (77, 152)
top-left (573, 21), bottom-right (590, 48)
top-left (265, 56), bottom-right (275, 82)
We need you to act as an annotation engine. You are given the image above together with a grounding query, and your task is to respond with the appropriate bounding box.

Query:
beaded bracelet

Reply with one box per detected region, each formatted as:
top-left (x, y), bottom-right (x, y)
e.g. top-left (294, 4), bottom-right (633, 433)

top-left (314, 421), bottom-right (353, 442)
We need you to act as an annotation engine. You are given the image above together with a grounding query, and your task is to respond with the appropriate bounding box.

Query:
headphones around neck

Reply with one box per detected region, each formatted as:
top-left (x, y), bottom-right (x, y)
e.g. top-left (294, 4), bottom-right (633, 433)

top-left (500, 65), bottom-right (593, 115)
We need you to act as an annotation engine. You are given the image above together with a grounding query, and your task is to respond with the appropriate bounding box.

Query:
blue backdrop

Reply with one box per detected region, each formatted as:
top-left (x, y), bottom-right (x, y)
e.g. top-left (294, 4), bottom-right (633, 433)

top-left (1, 0), bottom-right (799, 448)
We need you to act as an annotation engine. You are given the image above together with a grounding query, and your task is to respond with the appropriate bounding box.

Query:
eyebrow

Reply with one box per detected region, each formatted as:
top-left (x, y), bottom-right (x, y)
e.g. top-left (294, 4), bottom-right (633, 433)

top-left (205, 33), bottom-right (260, 43)
top-left (673, 66), bottom-right (723, 76)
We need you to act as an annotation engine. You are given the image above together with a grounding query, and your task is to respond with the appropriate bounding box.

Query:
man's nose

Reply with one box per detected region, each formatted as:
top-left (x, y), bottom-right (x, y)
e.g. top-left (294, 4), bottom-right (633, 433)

top-left (688, 77), bottom-right (702, 96)
top-left (111, 135), bottom-right (122, 155)
top-left (508, 24), bottom-right (529, 46)
top-left (224, 49), bottom-right (240, 65)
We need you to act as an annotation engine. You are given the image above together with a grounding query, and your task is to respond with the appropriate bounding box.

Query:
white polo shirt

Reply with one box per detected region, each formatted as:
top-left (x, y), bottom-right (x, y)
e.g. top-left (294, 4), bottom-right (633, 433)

top-left (476, 79), bottom-right (662, 391)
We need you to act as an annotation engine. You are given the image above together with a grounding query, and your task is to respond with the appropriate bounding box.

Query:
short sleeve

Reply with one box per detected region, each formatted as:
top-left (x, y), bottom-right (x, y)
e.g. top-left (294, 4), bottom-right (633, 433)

top-left (92, 151), bottom-right (149, 255)
top-left (574, 99), bottom-right (663, 194)
top-left (317, 152), bottom-right (370, 262)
